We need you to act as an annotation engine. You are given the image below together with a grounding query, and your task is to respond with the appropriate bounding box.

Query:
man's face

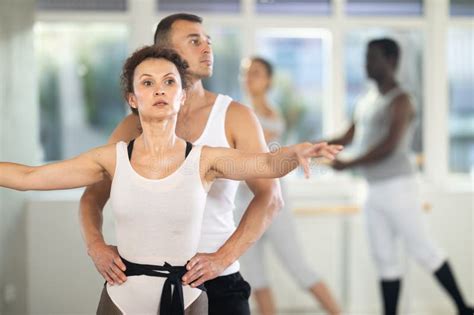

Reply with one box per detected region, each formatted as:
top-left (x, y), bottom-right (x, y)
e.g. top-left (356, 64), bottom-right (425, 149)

top-left (366, 44), bottom-right (393, 80)
top-left (168, 20), bottom-right (213, 79)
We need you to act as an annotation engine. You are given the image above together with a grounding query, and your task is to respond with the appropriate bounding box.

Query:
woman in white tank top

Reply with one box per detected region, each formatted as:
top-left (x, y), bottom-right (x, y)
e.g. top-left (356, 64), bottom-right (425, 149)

top-left (0, 46), bottom-right (342, 315)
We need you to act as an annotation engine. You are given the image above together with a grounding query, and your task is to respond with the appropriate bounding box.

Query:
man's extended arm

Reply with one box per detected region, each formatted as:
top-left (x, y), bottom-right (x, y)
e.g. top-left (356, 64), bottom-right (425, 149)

top-left (79, 114), bottom-right (141, 285)
top-left (328, 123), bottom-right (355, 146)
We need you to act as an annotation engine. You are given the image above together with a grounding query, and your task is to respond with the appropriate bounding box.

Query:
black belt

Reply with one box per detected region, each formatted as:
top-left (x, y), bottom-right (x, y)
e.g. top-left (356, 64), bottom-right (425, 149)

top-left (121, 257), bottom-right (206, 315)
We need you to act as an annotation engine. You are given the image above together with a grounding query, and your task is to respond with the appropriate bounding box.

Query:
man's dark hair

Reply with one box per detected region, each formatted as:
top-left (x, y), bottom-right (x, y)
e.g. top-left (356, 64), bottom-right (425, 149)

top-left (153, 13), bottom-right (203, 46)
top-left (251, 56), bottom-right (274, 78)
top-left (121, 46), bottom-right (189, 115)
top-left (368, 38), bottom-right (400, 66)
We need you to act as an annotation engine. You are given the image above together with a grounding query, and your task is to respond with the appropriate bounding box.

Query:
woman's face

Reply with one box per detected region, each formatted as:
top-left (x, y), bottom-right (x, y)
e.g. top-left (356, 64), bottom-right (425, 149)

top-left (243, 60), bottom-right (271, 96)
top-left (129, 58), bottom-right (185, 120)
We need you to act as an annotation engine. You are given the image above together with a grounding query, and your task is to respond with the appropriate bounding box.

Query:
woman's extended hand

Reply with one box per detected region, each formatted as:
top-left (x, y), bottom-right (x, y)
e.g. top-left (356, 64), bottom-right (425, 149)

top-left (293, 142), bottom-right (343, 178)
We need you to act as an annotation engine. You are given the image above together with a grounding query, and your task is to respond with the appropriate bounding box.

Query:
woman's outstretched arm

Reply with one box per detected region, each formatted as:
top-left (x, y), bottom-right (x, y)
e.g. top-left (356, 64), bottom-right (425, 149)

top-left (203, 142), bottom-right (343, 182)
top-left (0, 145), bottom-right (114, 191)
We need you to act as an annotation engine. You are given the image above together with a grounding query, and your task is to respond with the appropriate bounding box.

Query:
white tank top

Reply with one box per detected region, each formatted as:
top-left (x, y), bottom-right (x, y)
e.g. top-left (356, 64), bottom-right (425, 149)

top-left (352, 86), bottom-right (416, 182)
top-left (193, 94), bottom-right (240, 275)
top-left (107, 141), bottom-right (207, 314)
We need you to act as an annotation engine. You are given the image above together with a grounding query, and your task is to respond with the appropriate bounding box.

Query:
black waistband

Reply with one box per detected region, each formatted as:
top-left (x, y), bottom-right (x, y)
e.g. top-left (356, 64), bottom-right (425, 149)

top-left (121, 257), bottom-right (206, 315)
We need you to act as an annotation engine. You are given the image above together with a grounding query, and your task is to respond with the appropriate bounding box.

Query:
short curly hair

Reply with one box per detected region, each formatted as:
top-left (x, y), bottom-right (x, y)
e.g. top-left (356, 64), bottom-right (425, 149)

top-left (121, 46), bottom-right (189, 115)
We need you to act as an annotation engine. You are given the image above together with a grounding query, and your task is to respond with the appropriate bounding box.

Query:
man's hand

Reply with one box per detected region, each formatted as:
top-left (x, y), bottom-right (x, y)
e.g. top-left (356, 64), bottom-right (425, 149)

top-left (88, 242), bottom-right (127, 285)
top-left (332, 159), bottom-right (352, 171)
top-left (182, 252), bottom-right (228, 287)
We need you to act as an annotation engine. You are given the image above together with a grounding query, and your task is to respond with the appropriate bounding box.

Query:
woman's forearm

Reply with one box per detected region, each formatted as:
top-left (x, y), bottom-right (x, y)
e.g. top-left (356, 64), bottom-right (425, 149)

top-left (211, 142), bottom-right (340, 181)
top-left (0, 151), bottom-right (107, 192)
top-left (0, 162), bottom-right (33, 191)
top-left (265, 142), bottom-right (342, 179)
top-left (79, 181), bottom-right (112, 250)
top-left (265, 145), bottom-right (300, 178)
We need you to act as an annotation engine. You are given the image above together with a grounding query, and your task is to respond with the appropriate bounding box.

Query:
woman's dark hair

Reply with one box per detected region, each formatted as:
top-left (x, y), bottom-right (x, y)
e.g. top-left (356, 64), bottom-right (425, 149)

top-left (121, 46), bottom-right (189, 115)
top-left (251, 56), bottom-right (274, 78)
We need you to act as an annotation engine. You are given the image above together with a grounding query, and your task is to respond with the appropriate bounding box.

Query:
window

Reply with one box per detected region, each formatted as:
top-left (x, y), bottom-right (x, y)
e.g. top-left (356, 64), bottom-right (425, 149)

top-left (203, 27), bottom-right (243, 101)
top-left (346, 0), bottom-right (423, 15)
top-left (37, 0), bottom-right (126, 11)
top-left (35, 23), bottom-right (128, 161)
top-left (156, 0), bottom-right (240, 13)
top-left (450, 0), bottom-right (474, 16)
top-left (448, 28), bottom-right (474, 173)
top-left (345, 30), bottom-right (424, 155)
top-left (256, 0), bottom-right (331, 15)
top-left (255, 29), bottom-right (330, 145)
top-left (32, 0), bottom-right (474, 179)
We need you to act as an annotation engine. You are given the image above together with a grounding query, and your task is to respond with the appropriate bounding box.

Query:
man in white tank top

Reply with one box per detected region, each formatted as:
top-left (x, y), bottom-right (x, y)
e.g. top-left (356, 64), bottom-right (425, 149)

top-left (328, 38), bottom-right (473, 315)
top-left (79, 13), bottom-right (283, 314)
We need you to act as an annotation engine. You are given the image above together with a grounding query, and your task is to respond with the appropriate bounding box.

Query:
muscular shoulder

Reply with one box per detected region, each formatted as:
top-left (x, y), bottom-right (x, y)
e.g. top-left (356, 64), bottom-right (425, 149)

top-left (225, 101), bottom-right (267, 152)
top-left (393, 92), bottom-right (411, 105)
top-left (391, 92), bottom-right (415, 117)
top-left (226, 101), bottom-right (254, 117)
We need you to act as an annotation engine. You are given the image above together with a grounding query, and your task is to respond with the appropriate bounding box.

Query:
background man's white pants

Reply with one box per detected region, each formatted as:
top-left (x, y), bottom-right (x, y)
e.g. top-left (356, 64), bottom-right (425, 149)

top-left (364, 175), bottom-right (445, 280)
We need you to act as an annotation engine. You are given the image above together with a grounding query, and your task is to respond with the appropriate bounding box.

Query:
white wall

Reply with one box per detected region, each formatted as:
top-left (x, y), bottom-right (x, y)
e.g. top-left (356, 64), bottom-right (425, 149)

top-left (26, 195), bottom-right (116, 315)
top-left (0, 0), bottom-right (39, 314)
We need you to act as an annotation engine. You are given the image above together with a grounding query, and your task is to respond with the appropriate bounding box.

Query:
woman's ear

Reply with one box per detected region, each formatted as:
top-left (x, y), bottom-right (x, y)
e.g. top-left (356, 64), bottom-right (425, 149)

top-left (128, 93), bottom-right (137, 110)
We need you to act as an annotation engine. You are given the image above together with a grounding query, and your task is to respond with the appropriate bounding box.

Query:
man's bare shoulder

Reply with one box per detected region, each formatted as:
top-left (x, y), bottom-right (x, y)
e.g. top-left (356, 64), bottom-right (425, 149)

top-left (226, 101), bottom-right (261, 132)
top-left (227, 101), bottom-right (257, 120)
top-left (109, 114), bottom-right (141, 144)
top-left (121, 113), bottom-right (141, 129)
top-left (391, 92), bottom-right (415, 114)
top-left (393, 92), bottom-right (411, 104)
top-left (225, 101), bottom-right (266, 151)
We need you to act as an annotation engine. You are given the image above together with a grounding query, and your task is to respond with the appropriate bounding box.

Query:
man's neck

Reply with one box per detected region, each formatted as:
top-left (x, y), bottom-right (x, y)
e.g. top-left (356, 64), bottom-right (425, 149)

top-left (184, 78), bottom-right (210, 109)
top-left (376, 76), bottom-right (398, 94)
top-left (175, 77), bottom-right (218, 143)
